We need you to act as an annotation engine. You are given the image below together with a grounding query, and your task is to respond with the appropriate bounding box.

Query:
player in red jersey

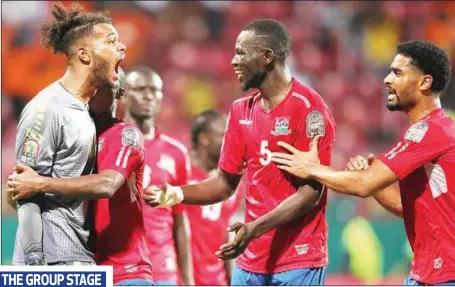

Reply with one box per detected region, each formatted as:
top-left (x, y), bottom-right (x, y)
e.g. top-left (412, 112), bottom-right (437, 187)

top-left (8, 70), bottom-right (154, 286)
top-left (271, 40), bottom-right (455, 286)
top-left (123, 66), bottom-right (194, 286)
top-left (144, 19), bottom-right (336, 285)
top-left (186, 109), bottom-right (243, 285)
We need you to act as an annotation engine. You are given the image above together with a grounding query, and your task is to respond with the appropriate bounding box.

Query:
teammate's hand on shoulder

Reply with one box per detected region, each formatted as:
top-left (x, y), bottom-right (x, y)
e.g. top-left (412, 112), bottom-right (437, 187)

top-left (271, 136), bottom-right (322, 179)
top-left (345, 153), bottom-right (375, 171)
top-left (6, 164), bottom-right (44, 201)
top-left (216, 222), bottom-right (254, 261)
top-left (143, 183), bottom-right (183, 208)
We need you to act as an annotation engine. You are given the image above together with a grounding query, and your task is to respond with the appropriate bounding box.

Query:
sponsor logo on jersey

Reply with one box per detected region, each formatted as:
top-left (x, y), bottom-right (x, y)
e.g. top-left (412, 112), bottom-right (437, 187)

top-left (239, 119), bottom-right (253, 125)
top-left (434, 257), bottom-right (443, 269)
top-left (292, 92), bottom-right (311, 108)
top-left (295, 243), bottom-right (309, 255)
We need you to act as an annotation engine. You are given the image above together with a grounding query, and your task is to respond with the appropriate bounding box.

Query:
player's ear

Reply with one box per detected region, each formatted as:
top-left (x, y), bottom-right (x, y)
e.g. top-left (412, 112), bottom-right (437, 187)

top-left (77, 45), bottom-right (91, 65)
top-left (419, 74), bottom-right (433, 92)
top-left (264, 49), bottom-right (275, 65)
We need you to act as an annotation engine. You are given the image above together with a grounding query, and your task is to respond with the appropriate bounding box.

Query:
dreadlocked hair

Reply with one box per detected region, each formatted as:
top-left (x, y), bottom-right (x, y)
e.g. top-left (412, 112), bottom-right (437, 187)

top-left (41, 2), bottom-right (112, 55)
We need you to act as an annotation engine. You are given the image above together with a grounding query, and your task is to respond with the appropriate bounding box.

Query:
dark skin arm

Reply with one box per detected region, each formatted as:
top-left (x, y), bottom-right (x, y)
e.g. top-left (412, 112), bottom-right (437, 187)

top-left (182, 169), bottom-right (241, 205)
top-left (7, 163), bottom-right (125, 201)
top-left (223, 231), bottom-right (234, 284)
top-left (145, 137), bottom-right (324, 261)
top-left (217, 181), bottom-right (323, 260)
top-left (173, 212), bottom-right (195, 285)
top-left (143, 168), bottom-right (242, 206)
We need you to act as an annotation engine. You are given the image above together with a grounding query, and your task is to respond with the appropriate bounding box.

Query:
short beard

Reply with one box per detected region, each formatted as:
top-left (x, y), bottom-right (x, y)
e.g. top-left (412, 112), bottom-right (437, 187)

top-left (243, 71), bottom-right (266, 91)
top-left (242, 60), bottom-right (273, 92)
top-left (93, 55), bottom-right (113, 88)
top-left (386, 102), bottom-right (404, 111)
top-left (130, 109), bottom-right (155, 123)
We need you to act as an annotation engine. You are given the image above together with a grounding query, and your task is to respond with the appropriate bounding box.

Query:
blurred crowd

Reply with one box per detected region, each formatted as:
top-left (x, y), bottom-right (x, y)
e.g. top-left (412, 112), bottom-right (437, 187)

top-left (2, 1), bottom-right (455, 284)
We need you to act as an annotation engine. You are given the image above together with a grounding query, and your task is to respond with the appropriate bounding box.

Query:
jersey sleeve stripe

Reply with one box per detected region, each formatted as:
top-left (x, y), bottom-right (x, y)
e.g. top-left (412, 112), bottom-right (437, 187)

top-left (115, 146), bottom-right (126, 167)
top-left (122, 148), bottom-right (132, 168)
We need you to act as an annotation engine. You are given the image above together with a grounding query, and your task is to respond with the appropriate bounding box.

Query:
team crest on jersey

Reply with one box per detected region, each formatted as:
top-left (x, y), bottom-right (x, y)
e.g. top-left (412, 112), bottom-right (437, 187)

top-left (404, 121), bottom-right (429, 143)
top-left (306, 111), bottom-right (325, 138)
top-left (271, 117), bottom-right (291, 136)
top-left (122, 126), bottom-right (139, 149)
top-left (21, 139), bottom-right (39, 167)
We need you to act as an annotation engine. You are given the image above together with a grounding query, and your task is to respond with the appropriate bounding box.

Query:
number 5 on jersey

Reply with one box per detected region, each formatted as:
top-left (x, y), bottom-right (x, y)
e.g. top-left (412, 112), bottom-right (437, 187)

top-left (260, 140), bottom-right (272, 166)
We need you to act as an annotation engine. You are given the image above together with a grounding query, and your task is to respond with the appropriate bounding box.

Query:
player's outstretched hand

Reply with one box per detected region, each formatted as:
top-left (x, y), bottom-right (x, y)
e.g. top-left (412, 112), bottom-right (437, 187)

top-left (271, 136), bottom-right (322, 179)
top-left (345, 153), bottom-right (375, 171)
top-left (142, 183), bottom-right (183, 208)
top-left (216, 222), bottom-right (254, 261)
top-left (6, 163), bottom-right (44, 201)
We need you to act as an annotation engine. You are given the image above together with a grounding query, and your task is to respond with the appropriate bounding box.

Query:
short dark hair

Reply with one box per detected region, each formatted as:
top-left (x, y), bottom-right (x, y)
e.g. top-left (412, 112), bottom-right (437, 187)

top-left (397, 40), bottom-right (451, 93)
top-left (191, 109), bottom-right (222, 147)
top-left (41, 3), bottom-right (112, 56)
top-left (243, 19), bottom-right (292, 59)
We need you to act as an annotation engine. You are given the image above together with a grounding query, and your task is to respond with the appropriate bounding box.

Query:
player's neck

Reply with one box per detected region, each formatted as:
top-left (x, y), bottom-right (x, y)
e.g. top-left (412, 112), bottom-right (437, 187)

top-left (190, 149), bottom-right (215, 173)
top-left (60, 66), bottom-right (98, 103)
top-left (259, 67), bottom-right (292, 111)
top-left (124, 112), bottom-right (156, 139)
top-left (406, 96), bottom-right (441, 125)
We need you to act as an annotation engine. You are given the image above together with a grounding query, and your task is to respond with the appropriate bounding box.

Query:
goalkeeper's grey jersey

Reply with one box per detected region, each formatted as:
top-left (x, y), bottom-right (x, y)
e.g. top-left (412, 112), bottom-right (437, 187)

top-left (13, 81), bottom-right (97, 264)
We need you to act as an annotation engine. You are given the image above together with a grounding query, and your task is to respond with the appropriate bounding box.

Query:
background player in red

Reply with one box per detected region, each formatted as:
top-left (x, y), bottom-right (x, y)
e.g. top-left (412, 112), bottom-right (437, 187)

top-left (123, 66), bottom-right (194, 286)
top-left (8, 69), bottom-right (154, 286)
top-left (144, 19), bottom-right (336, 285)
top-left (186, 109), bottom-right (243, 285)
top-left (271, 40), bottom-right (455, 286)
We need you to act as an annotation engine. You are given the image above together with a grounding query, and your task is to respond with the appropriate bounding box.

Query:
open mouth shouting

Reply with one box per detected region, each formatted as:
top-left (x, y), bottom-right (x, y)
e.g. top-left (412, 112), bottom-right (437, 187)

top-left (113, 53), bottom-right (125, 81)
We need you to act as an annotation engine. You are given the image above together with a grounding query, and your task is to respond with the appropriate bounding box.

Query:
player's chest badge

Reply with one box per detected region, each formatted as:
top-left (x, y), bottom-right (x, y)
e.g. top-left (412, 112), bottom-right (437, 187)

top-left (271, 117), bottom-right (292, 136)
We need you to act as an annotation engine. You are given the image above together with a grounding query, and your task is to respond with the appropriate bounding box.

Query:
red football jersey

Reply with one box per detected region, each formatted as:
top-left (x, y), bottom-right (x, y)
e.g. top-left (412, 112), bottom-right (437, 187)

top-left (218, 78), bottom-right (336, 273)
top-left (94, 120), bottom-right (153, 284)
top-left (142, 130), bottom-right (191, 283)
top-left (186, 165), bottom-right (243, 285)
top-left (378, 108), bottom-right (455, 285)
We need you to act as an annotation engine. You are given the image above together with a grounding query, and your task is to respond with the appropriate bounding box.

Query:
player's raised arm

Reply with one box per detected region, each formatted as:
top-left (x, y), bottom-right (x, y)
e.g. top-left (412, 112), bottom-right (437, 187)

top-left (272, 116), bottom-right (451, 199)
top-left (8, 164), bottom-right (126, 200)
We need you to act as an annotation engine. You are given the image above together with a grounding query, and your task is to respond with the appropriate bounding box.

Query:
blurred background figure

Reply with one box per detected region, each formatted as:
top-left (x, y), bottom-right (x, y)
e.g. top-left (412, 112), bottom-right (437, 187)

top-left (2, 1), bottom-right (454, 284)
top-left (123, 66), bottom-right (194, 285)
top-left (186, 109), bottom-right (243, 285)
